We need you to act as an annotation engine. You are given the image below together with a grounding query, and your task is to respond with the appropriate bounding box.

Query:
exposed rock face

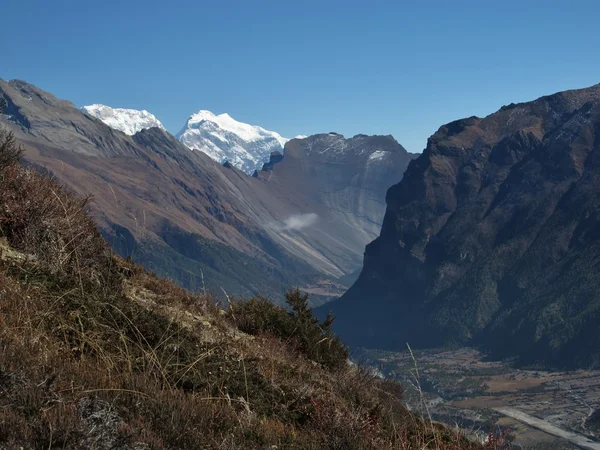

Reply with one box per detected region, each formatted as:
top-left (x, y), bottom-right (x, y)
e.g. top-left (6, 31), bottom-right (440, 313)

top-left (258, 151), bottom-right (284, 173)
top-left (587, 409), bottom-right (600, 434)
top-left (253, 133), bottom-right (417, 277)
top-left (323, 84), bottom-right (600, 368)
top-left (0, 79), bottom-right (416, 304)
top-left (0, 80), bottom-right (138, 156)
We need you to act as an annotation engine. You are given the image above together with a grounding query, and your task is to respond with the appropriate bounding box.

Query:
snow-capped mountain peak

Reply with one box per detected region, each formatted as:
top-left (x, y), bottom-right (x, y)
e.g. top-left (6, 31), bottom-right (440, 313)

top-left (177, 110), bottom-right (289, 174)
top-left (184, 110), bottom-right (288, 147)
top-left (81, 104), bottom-right (165, 136)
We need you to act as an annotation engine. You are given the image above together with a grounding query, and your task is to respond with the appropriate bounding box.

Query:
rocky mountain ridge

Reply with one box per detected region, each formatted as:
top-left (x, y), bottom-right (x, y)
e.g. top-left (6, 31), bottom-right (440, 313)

top-left (322, 83), bottom-right (600, 369)
top-left (80, 103), bottom-right (291, 174)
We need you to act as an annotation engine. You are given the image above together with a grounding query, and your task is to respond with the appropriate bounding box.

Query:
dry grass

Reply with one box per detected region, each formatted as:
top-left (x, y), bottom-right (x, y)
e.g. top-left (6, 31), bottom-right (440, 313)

top-left (0, 130), bottom-right (511, 448)
top-left (228, 290), bottom-right (349, 371)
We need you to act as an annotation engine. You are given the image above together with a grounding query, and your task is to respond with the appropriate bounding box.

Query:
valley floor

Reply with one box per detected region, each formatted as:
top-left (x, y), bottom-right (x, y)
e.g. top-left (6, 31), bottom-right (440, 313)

top-left (359, 347), bottom-right (600, 449)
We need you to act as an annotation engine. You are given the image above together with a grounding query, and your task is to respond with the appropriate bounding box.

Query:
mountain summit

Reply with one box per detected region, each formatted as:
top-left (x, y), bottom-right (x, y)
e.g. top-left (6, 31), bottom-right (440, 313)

top-left (177, 110), bottom-right (289, 174)
top-left (81, 104), bottom-right (165, 135)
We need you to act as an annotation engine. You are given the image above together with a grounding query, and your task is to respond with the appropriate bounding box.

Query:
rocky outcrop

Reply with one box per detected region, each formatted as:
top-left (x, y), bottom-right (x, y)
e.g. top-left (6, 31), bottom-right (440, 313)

top-left (587, 409), bottom-right (600, 434)
top-left (258, 151), bottom-right (283, 172)
top-left (322, 84), bottom-right (600, 369)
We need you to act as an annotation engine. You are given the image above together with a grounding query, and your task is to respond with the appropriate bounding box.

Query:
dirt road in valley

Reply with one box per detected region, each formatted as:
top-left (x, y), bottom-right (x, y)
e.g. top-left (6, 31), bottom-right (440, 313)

top-left (494, 407), bottom-right (600, 450)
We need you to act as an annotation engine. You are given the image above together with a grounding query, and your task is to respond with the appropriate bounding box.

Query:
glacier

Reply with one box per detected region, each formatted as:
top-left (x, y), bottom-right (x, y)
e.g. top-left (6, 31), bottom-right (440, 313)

top-left (177, 110), bottom-right (290, 174)
top-left (81, 104), bottom-right (165, 136)
top-left (82, 103), bottom-right (295, 175)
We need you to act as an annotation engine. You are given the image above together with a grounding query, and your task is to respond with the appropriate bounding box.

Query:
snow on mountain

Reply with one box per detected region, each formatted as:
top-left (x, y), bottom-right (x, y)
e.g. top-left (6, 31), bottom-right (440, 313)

top-left (81, 104), bottom-right (165, 136)
top-left (176, 110), bottom-right (289, 174)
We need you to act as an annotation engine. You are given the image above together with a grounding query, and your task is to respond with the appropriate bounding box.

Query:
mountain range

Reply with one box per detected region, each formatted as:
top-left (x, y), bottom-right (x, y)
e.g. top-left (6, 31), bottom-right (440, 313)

top-left (0, 78), bottom-right (416, 305)
top-left (5, 76), bottom-right (600, 370)
top-left (321, 83), bottom-right (600, 369)
top-left (82, 102), bottom-right (291, 175)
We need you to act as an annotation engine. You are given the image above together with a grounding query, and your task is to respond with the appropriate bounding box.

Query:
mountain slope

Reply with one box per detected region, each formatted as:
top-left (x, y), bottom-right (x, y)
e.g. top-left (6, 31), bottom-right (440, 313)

top-left (177, 110), bottom-right (289, 174)
top-left (322, 84), bottom-right (600, 369)
top-left (0, 79), bottom-right (415, 304)
top-left (81, 104), bottom-right (165, 135)
top-left (0, 132), bottom-right (481, 449)
top-left (254, 133), bottom-right (417, 278)
top-left (0, 79), bottom-right (316, 301)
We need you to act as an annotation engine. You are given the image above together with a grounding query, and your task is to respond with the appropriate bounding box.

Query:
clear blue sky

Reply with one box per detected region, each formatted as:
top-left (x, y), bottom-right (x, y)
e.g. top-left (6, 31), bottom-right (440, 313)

top-left (2, 0), bottom-right (599, 152)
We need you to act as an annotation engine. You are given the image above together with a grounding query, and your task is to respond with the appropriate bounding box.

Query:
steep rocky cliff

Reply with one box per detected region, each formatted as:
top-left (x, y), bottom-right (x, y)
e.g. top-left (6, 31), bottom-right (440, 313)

top-left (323, 84), bottom-right (600, 368)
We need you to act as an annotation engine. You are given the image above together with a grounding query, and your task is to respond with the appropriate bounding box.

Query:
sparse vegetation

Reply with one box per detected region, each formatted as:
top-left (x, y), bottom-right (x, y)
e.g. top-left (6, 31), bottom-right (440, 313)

top-left (229, 289), bottom-right (349, 371)
top-left (0, 128), bottom-right (22, 171)
top-left (0, 129), bottom-right (506, 448)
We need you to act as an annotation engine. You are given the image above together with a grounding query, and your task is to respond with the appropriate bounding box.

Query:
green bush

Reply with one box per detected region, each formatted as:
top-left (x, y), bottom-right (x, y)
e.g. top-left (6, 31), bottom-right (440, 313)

top-left (230, 288), bottom-right (349, 371)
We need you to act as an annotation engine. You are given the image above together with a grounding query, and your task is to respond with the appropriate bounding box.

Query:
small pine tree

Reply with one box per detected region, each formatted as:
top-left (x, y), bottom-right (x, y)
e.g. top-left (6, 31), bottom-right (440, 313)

top-left (0, 95), bottom-right (23, 171)
top-left (0, 97), bottom-right (23, 171)
top-left (286, 288), bottom-right (317, 325)
top-left (284, 288), bottom-right (349, 370)
top-left (0, 129), bottom-right (23, 171)
top-left (322, 312), bottom-right (335, 331)
top-left (231, 288), bottom-right (349, 371)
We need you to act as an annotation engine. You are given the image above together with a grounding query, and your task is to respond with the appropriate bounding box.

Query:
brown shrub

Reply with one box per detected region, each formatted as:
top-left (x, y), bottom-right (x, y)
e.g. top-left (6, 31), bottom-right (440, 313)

top-left (0, 167), bottom-right (111, 280)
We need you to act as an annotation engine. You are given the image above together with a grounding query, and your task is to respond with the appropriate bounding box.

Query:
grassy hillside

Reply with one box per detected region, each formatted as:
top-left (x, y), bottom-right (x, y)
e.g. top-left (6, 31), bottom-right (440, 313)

top-left (0, 127), bottom-right (505, 449)
top-left (103, 222), bottom-right (311, 302)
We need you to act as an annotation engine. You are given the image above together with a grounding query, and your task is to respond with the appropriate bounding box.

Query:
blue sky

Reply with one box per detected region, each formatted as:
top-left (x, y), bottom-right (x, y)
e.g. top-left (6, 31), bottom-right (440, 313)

top-left (2, 0), bottom-right (599, 152)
